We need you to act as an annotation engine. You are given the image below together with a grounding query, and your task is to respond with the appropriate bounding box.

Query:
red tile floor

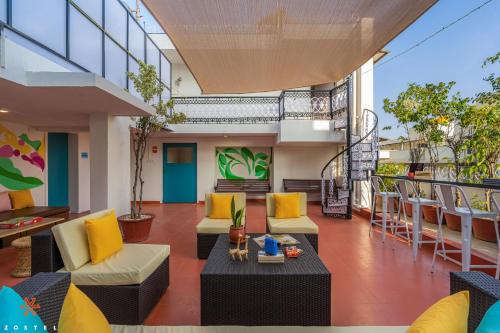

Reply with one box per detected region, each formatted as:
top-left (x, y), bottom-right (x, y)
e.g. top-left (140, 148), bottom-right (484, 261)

top-left (0, 202), bottom-right (470, 326)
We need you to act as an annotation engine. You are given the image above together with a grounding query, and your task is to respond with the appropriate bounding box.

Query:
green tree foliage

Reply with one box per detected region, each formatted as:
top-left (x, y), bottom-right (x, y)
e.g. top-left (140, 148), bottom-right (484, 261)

top-left (128, 61), bottom-right (186, 219)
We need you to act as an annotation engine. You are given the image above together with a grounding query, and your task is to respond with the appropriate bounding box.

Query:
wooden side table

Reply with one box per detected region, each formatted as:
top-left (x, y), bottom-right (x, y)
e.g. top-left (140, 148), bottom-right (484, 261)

top-left (11, 236), bottom-right (31, 278)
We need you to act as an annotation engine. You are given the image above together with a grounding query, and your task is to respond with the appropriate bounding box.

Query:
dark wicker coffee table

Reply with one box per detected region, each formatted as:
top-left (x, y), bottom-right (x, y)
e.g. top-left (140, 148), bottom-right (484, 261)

top-left (200, 233), bottom-right (331, 326)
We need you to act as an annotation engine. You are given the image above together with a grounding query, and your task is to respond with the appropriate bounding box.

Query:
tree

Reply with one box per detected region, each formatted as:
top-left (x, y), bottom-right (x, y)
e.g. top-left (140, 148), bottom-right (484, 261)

top-left (128, 61), bottom-right (186, 219)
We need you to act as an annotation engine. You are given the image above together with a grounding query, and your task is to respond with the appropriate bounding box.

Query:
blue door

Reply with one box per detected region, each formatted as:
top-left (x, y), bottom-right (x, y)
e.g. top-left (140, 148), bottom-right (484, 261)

top-left (48, 133), bottom-right (69, 206)
top-left (163, 143), bottom-right (197, 203)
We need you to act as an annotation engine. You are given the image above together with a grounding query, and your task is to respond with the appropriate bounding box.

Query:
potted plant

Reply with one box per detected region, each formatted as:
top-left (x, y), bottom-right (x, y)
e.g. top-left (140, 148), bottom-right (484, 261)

top-left (470, 195), bottom-right (498, 243)
top-left (118, 61), bottom-right (185, 242)
top-left (443, 212), bottom-right (461, 231)
top-left (229, 195), bottom-right (245, 243)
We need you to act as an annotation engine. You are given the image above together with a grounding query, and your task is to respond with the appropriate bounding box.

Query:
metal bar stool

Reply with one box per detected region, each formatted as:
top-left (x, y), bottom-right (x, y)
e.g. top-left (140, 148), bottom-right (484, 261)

top-left (432, 184), bottom-right (499, 277)
top-left (369, 176), bottom-right (400, 243)
top-left (395, 179), bottom-right (439, 261)
top-left (490, 190), bottom-right (500, 279)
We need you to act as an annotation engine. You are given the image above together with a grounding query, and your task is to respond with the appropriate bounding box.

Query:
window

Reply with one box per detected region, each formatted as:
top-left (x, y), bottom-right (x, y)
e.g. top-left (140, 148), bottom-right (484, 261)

top-left (168, 147), bottom-right (193, 164)
top-left (128, 57), bottom-right (140, 97)
top-left (73, 0), bottom-right (103, 26)
top-left (12, 0), bottom-right (66, 55)
top-left (0, 0), bottom-right (6, 23)
top-left (69, 6), bottom-right (103, 74)
top-left (128, 19), bottom-right (144, 61)
top-left (160, 54), bottom-right (171, 88)
top-left (105, 0), bottom-right (127, 46)
top-left (146, 37), bottom-right (159, 74)
top-left (105, 37), bottom-right (127, 88)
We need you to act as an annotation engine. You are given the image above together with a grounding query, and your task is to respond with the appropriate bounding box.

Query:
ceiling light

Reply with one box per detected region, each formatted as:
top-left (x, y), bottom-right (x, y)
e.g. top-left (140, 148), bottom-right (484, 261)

top-left (0, 109), bottom-right (9, 113)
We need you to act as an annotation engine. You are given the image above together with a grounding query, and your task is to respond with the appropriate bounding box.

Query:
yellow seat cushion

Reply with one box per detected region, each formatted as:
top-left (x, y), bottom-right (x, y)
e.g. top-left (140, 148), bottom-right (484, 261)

top-left (274, 193), bottom-right (301, 219)
top-left (59, 283), bottom-right (111, 333)
top-left (267, 216), bottom-right (318, 234)
top-left (8, 190), bottom-right (34, 210)
top-left (407, 291), bottom-right (469, 333)
top-left (85, 210), bottom-right (123, 264)
top-left (209, 194), bottom-right (233, 219)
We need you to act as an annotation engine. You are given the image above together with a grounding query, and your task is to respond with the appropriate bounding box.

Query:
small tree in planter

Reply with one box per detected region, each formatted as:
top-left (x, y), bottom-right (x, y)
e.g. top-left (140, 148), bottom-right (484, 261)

top-left (228, 196), bottom-right (245, 243)
top-left (119, 61), bottom-right (186, 242)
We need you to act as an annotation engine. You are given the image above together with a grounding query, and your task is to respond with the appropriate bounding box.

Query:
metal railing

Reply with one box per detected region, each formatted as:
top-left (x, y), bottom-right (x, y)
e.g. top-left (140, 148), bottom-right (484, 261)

top-left (173, 82), bottom-right (349, 124)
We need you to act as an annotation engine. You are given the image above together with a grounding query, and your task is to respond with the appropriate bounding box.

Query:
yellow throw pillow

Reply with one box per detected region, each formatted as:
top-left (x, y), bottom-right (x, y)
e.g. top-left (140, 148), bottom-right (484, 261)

top-left (85, 210), bottom-right (123, 264)
top-left (58, 283), bottom-right (111, 333)
top-left (8, 190), bottom-right (34, 210)
top-left (209, 193), bottom-right (233, 219)
top-left (407, 291), bottom-right (469, 333)
top-left (274, 193), bottom-right (301, 219)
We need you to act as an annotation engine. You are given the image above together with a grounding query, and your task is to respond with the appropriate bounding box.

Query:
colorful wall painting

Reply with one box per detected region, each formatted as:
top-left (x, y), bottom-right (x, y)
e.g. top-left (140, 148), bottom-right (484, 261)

top-left (0, 123), bottom-right (45, 190)
top-left (216, 147), bottom-right (271, 180)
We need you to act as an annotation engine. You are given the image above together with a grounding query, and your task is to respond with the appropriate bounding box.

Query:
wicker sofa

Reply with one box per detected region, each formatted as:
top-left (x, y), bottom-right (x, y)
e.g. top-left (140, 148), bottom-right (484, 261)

top-left (266, 193), bottom-right (319, 252)
top-left (30, 209), bottom-right (170, 325)
top-left (196, 192), bottom-right (246, 259)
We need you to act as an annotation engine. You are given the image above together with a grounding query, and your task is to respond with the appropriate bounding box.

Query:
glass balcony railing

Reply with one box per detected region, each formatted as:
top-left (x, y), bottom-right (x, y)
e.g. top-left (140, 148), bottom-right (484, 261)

top-left (0, 0), bottom-right (171, 100)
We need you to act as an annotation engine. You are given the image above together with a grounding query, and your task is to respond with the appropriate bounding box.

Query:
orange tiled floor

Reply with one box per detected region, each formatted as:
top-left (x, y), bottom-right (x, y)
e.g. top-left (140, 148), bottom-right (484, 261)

top-left (0, 202), bottom-right (465, 326)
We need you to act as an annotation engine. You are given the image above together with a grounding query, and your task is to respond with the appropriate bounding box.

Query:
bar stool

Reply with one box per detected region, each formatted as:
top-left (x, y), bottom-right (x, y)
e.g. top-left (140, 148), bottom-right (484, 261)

top-left (432, 184), bottom-right (499, 277)
top-left (395, 179), bottom-right (439, 261)
top-left (369, 176), bottom-right (400, 243)
top-left (490, 190), bottom-right (500, 279)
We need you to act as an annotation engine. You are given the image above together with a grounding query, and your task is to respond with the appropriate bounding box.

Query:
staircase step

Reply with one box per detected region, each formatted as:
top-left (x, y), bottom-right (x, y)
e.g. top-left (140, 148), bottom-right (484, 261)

top-left (352, 161), bottom-right (376, 170)
top-left (333, 119), bottom-right (347, 129)
top-left (323, 205), bottom-right (348, 215)
top-left (327, 197), bottom-right (348, 207)
top-left (352, 151), bottom-right (375, 161)
top-left (351, 171), bottom-right (369, 181)
top-left (351, 143), bottom-right (373, 152)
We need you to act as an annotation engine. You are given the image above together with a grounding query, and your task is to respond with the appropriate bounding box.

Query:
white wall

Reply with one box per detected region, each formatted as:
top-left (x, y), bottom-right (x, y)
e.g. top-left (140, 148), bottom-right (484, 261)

top-left (136, 134), bottom-right (339, 202)
top-left (77, 132), bottom-right (90, 212)
top-left (0, 121), bottom-right (47, 205)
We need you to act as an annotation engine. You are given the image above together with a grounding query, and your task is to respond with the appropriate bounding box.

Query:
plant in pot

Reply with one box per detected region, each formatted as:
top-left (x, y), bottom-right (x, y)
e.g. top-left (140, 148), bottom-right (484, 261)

top-left (229, 196), bottom-right (246, 244)
top-left (470, 195), bottom-right (498, 243)
top-left (118, 61), bottom-right (186, 242)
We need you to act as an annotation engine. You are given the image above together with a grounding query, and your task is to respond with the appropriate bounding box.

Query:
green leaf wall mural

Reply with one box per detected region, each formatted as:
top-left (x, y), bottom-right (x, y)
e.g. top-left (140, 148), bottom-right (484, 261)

top-left (216, 147), bottom-right (271, 180)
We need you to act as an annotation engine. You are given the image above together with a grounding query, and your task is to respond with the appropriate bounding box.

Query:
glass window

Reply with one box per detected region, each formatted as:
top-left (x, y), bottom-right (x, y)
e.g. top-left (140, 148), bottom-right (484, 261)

top-left (128, 19), bottom-right (144, 61)
top-left (146, 37), bottom-right (159, 75)
top-left (160, 54), bottom-right (171, 89)
top-left (105, 37), bottom-right (127, 88)
top-left (12, 0), bottom-right (66, 55)
top-left (105, 0), bottom-right (126, 46)
top-left (167, 147), bottom-right (193, 164)
top-left (0, 0), bottom-right (6, 23)
top-left (73, 0), bottom-right (102, 26)
top-left (128, 57), bottom-right (140, 98)
top-left (69, 6), bottom-right (103, 74)
top-left (161, 89), bottom-right (171, 102)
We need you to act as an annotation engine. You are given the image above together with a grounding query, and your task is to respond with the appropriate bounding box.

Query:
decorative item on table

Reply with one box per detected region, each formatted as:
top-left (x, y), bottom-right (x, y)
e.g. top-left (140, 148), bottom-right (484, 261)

top-left (285, 246), bottom-right (303, 258)
top-left (264, 236), bottom-right (279, 256)
top-left (229, 235), bottom-right (250, 261)
top-left (258, 250), bottom-right (285, 263)
top-left (0, 217), bottom-right (43, 229)
top-left (253, 234), bottom-right (300, 248)
top-left (228, 195), bottom-right (246, 244)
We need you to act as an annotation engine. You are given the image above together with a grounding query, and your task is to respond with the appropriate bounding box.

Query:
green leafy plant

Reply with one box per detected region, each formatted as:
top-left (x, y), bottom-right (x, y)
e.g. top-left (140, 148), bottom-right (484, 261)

top-left (230, 196), bottom-right (244, 228)
top-left (470, 194), bottom-right (488, 211)
top-left (128, 61), bottom-right (186, 219)
top-left (376, 163), bottom-right (406, 189)
top-left (216, 147), bottom-right (270, 180)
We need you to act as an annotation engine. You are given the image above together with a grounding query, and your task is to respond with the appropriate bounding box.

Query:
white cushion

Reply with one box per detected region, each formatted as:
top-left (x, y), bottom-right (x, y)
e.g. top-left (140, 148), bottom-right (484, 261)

top-left (52, 209), bottom-right (115, 271)
top-left (196, 217), bottom-right (245, 234)
top-left (111, 325), bottom-right (409, 333)
top-left (58, 244), bottom-right (169, 286)
top-left (267, 216), bottom-right (318, 234)
top-left (266, 192), bottom-right (307, 217)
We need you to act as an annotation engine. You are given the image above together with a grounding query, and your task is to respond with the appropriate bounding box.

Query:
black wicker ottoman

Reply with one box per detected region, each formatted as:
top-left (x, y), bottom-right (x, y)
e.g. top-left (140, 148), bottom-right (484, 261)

top-left (201, 233), bottom-right (331, 326)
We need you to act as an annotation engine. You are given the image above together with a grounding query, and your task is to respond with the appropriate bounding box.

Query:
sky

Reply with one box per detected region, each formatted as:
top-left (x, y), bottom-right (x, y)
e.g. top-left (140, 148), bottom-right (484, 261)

top-left (374, 0), bottom-right (500, 139)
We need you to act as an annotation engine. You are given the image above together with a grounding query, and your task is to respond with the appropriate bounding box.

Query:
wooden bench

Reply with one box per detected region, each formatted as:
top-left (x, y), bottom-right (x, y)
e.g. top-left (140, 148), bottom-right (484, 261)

top-left (283, 179), bottom-right (323, 193)
top-left (215, 179), bottom-right (271, 194)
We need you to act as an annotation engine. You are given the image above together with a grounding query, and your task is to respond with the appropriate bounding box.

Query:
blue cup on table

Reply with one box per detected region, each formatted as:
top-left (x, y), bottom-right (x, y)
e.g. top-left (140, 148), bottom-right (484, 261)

top-left (264, 237), bottom-right (279, 256)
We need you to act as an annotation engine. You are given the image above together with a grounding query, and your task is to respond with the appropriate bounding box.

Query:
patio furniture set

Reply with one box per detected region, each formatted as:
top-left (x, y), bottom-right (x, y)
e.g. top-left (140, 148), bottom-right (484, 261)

top-left (370, 175), bottom-right (500, 278)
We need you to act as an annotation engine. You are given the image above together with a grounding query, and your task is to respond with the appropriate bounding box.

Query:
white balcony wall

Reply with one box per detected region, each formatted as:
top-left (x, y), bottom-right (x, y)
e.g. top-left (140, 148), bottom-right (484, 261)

top-left (278, 120), bottom-right (345, 143)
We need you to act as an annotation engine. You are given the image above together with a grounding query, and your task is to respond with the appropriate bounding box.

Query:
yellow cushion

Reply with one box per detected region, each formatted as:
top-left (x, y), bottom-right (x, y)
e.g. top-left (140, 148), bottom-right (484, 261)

top-left (85, 210), bottom-right (123, 265)
top-left (209, 194), bottom-right (233, 219)
top-left (274, 193), bottom-right (300, 219)
top-left (58, 283), bottom-right (111, 333)
top-left (407, 291), bottom-right (469, 333)
top-left (8, 190), bottom-right (34, 210)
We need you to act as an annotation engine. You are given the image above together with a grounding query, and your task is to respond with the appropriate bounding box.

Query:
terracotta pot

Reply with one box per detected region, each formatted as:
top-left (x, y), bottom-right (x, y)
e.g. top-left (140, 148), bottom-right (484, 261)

top-left (404, 202), bottom-right (413, 217)
top-left (118, 213), bottom-right (154, 243)
top-left (375, 196), bottom-right (399, 212)
top-left (444, 213), bottom-right (461, 232)
top-left (229, 226), bottom-right (246, 244)
top-left (422, 205), bottom-right (439, 225)
top-left (472, 217), bottom-right (499, 243)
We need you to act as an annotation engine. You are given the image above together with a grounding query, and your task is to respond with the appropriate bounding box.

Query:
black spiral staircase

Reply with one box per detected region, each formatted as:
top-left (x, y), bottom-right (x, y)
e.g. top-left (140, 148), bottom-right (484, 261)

top-left (321, 108), bottom-right (379, 218)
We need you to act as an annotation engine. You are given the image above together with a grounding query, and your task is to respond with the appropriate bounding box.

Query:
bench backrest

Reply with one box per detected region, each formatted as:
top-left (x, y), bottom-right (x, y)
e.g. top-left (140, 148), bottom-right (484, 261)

top-left (216, 179), bottom-right (271, 193)
top-left (266, 192), bottom-right (307, 217)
